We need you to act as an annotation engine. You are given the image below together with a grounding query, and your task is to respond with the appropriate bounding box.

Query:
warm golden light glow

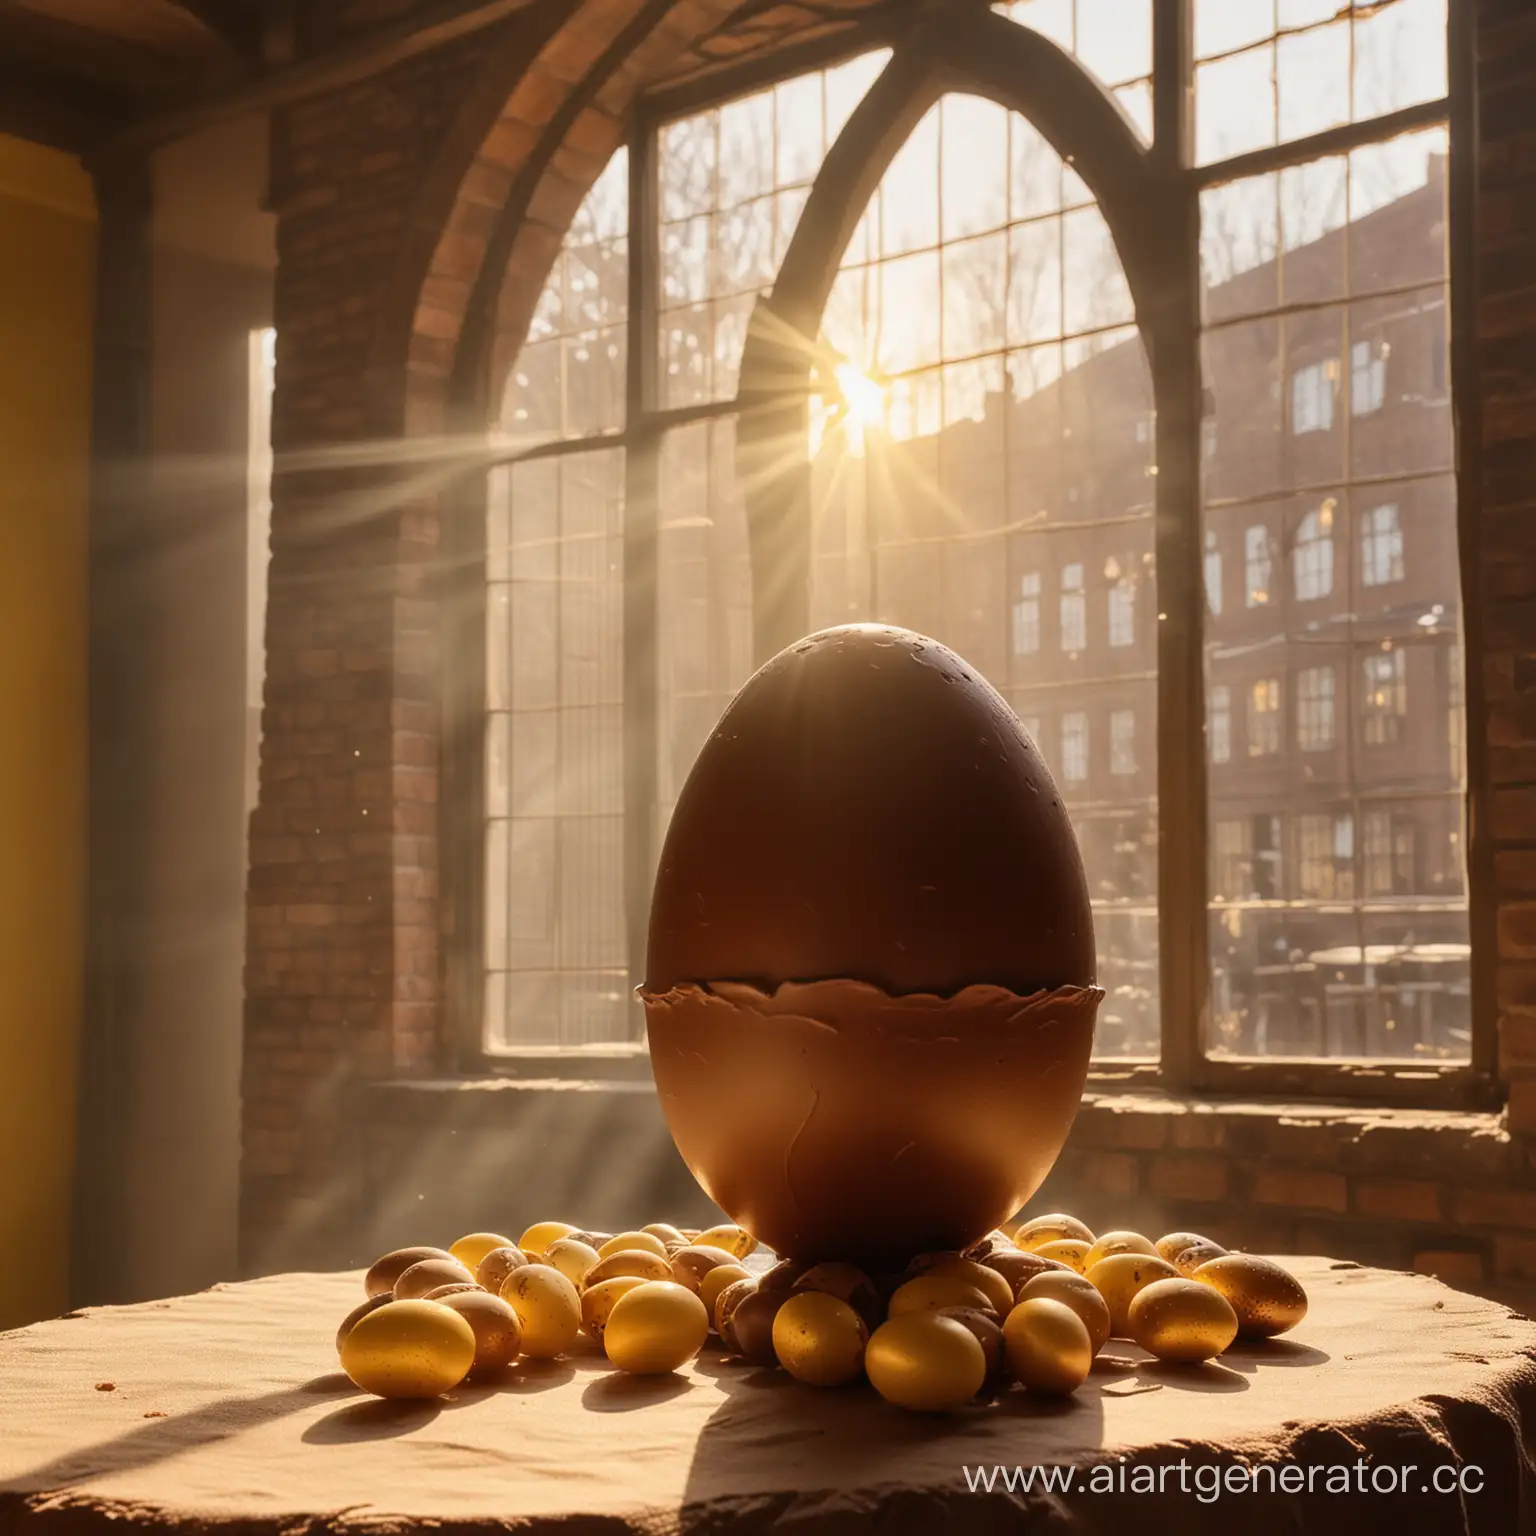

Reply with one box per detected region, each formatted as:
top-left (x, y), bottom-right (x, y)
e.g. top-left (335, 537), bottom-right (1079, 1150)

top-left (833, 360), bottom-right (886, 430)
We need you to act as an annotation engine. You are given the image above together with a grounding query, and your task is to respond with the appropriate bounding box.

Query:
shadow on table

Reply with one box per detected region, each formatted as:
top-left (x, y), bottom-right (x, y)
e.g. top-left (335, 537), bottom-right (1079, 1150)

top-left (0, 1374), bottom-right (356, 1494)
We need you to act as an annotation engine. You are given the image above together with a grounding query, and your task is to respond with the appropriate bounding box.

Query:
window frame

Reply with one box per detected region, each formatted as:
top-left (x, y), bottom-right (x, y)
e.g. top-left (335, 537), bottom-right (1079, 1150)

top-left (452, 0), bottom-right (1493, 1109)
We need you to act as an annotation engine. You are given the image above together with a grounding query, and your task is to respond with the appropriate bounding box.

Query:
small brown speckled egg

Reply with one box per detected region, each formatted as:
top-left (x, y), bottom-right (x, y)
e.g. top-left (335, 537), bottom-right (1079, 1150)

top-left (476, 1245), bottom-right (530, 1292)
top-left (586, 1249), bottom-right (674, 1287)
top-left (543, 1237), bottom-right (602, 1289)
top-left (364, 1246), bottom-right (455, 1298)
top-left (1002, 1297), bottom-right (1093, 1395)
top-left (1127, 1277), bottom-right (1239, 1362)
top-left (1193, 1255), bottom-right (1308, 1338)
top-left (437, 1290), bottom-right (523, 1381)
top-left (1171, 1239), bottom-right (1229, 1277)
top-left (696, 1223), bottom-right (758, 1260)
top-left (1154, 1231), bottom-right (1214, 1265)
top-left (393, 1257), bottom-right (476, 1300)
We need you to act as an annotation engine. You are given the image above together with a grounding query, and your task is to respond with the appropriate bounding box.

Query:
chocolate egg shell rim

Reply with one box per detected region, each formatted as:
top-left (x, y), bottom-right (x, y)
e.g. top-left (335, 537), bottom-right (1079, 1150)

top-left (640, 978), bottom-right (1104, 1029)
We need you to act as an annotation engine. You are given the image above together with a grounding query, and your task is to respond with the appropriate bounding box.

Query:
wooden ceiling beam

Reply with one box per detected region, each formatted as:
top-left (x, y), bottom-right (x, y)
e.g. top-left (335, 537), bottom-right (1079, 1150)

top-left (166, 0), bottom-right (264, 63)
top-left (0, 56), bottom-right (131, 156)
top-left (94, 0), bottom-right (548, 164)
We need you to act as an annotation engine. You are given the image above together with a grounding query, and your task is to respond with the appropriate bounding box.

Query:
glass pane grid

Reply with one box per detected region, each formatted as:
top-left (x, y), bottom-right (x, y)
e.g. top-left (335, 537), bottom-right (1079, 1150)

top-left (1194, 0), bottom-right (1449, 168)
top-left (812, 95), bottom-right (1158, 1059)
top-left (1199, 99), bottom-right (1465, 1062)
top-left (658, 50), bottom-right (891, 409)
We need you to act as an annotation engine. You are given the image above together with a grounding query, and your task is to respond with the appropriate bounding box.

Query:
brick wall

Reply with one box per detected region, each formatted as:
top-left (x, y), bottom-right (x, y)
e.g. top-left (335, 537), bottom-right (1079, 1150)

top-left (243, 0), bottom-right (1536, 1286)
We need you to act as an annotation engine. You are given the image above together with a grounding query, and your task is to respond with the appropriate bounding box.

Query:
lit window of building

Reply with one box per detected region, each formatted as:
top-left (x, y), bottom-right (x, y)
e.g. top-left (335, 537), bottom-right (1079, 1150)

top-left (1204, 530), bottom-right (1222, 615)
top-left (1061, 711), bottom-right (1089, 783)
top-left (1209, 684), bottom-right (1231, 764)
top-left (1290, 359), bottom-right (1335, 434)
top-left (1244, 524), bottom-right (1271, 606)
top-left (1299, 813), bottom-right (1355, 901)
top-left (1011, 571), bottom-right (1042, 654)
top-left (1292, 503), bottom-right (1334, 601)
top-left (1351, 338), bottom-right (1388, 415)
top-left (1363, 648), bottom-right (1408, 745)
top-left (1364, 809), bottom-right (1416, 895)
top-left (1248, 677), bottom-right (1281, 756)
top-left (1060, 563), bottom-right (1086, 653)
top-left (1361, 503), bottom-right (1404, 587)
top-left (1108, 577), bottom-right (1135, 648)
top-left (1213, 818), bottom-right (1249, 900)
top-left (1111, 709), bottom-right (1136, 775)
top-left (1296, 665), bottom-right (1336, 751)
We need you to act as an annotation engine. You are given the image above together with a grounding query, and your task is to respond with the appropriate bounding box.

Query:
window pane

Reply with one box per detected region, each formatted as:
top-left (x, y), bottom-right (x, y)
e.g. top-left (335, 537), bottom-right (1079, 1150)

top-left (1196, 0), bottom-right (1447, 168)
top-left (813, 95), bottom-right (1157, 1058)
top-left (485, 449), bottom-right (627, 1050)
top-left (657, 418), bottom-right (755, 828)
top-left (1000, 0), bottom-right (1153, 89)
top-left (1202, 141), bottom-right (1467, 1062)
top-left (657, 52), bottom-right (888, 406)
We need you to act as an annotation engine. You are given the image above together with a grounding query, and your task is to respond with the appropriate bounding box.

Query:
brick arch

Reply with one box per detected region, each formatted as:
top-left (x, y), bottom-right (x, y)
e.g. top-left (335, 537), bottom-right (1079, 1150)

top-left (390, 0), bottom-right (764, 439)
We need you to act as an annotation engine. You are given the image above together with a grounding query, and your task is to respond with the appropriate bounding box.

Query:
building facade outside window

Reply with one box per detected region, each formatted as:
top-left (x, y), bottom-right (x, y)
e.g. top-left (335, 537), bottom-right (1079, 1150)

top-left (1248, 677), bottom-right (1281, 756)
top-left (1244, 523), bottom-right (1271, 606)
top-left (1361, 502), bottom-right (1405, 586)
top-left (1297, 665), bottom-right (1336, 751)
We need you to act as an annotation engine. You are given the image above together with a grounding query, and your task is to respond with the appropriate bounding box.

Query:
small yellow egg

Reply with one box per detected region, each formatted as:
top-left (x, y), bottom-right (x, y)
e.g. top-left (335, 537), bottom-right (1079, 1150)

top-left (543, 1237), bottom-right (602, 1289)
top-left (889, 1274), bottom-right (995, 1318)
top-left (1154, 1230), bottom-right (1214, 1265)
top-left (339, 1299), bottom-right (476, 1398)
top-left (866, 1312), bottom-right (987, 1411)
top-left (522, 1222), bottom-right (580, 1259)
top-left (1171, 1239), bottom-right (1228, 1276)
top-left (517, 1220), bottom-right (578, 1258)
top-left (364, 1246), bottom-right (455, 1298)
top-left (906, 1255), bottom-right (1014, 1316)
top-left (1002, 1297), bottom-right (1093, 1394)
top-left (1019, 1270), bottom-right (1112, 1356)
top-left (499, 1263), bottom-right (582, 1357)
top-left (598, 1230), bottom-right (670, 1260)
top-left (696, 1222), bottom-right (758, 1259)
top-left (449, 1232), bottom-right (518, 1272)
top-left (642, 1222), bottom-right (688, 1246)
top-left (1014, 1213), bottom-right (1096, 1251)
top-left (1128, 1277), bottom-right (1239, 1362)
top-left (699, 1262), bottom-right (752, 1321)
top-left (772, 1292), bottom-right (868, 1387)
top-left (1082, 1230), bottom-right (1159, 1272)
top-left (436, 1290), bottom-right (524, 1380)
top-left (1193, 1254), bottom-right (1308, 1338)
top-left (586, 1249), bottom-right (674, 1287)
top-left (791, 1262), bottom-right (882, 1330)
top-left (1087, 1252), bottom-right (1182, 1336)
top-left (581, 1275), bottom-right (647, 1345)
top-left (1034, 1239), bottom-right (1093, 1274)
top-left (604, 1281), bottom-right (709, 1374)
top-left (393, 1257), bottom-right (476, 1300)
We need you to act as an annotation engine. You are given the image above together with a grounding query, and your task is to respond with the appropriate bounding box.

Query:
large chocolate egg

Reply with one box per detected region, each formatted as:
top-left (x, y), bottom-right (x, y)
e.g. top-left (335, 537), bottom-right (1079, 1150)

top-left (642, 625), bottom-right (1101, 1264)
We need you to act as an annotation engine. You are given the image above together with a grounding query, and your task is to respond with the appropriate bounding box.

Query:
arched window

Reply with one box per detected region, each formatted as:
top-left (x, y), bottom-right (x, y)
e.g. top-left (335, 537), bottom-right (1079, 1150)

top-left (476, 0), bottom-right (1472, 1095)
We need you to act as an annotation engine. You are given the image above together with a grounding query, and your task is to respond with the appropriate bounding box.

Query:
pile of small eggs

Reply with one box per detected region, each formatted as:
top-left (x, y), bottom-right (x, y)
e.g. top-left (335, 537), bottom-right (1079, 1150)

top-left (334, 1215), bottom-right (1308, 1413)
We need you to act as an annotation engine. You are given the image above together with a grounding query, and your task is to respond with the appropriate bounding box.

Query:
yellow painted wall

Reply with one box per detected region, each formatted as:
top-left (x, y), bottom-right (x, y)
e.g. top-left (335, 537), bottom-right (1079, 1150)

top-left (0, 135), bottom-right (94, 1329)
